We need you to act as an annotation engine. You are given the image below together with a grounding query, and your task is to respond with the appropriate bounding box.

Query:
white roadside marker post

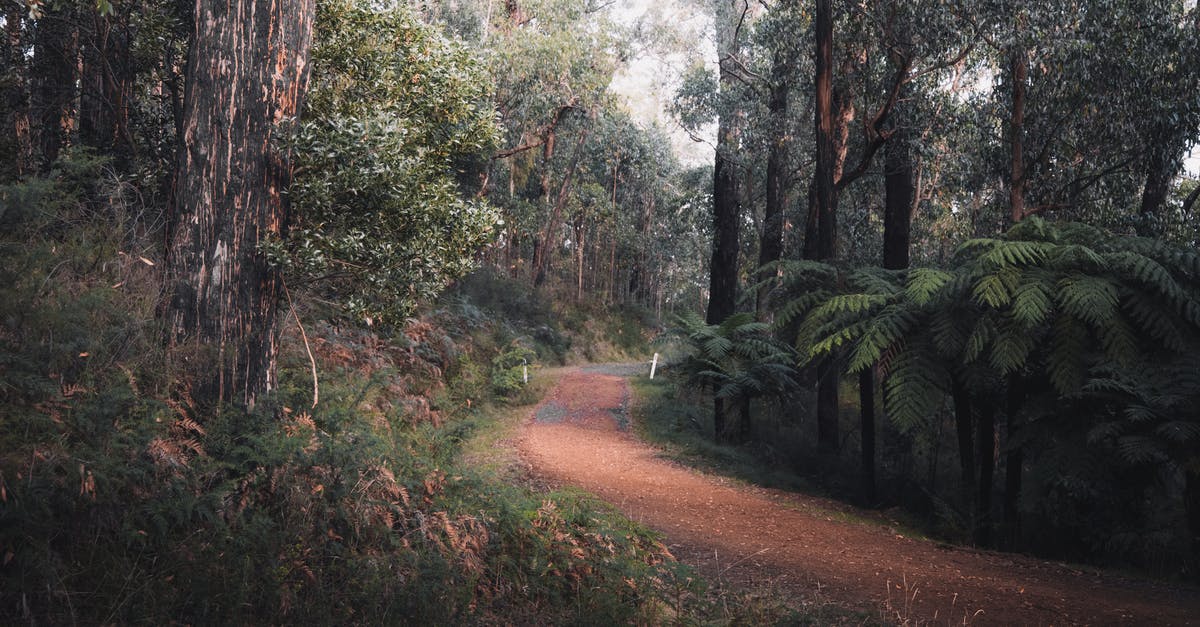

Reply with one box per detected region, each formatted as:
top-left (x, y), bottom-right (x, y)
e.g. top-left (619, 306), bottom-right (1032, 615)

top-left (523, 358), bottom-right (529, 384)
top-left (650, 352), bottom-right (659, 379)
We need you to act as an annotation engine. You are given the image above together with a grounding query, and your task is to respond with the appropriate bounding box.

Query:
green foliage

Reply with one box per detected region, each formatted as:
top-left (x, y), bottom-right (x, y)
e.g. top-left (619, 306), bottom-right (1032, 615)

top-left (490, 342), bottom-right (537, 398)
top-left (780, 217), bottom-right (1200, 571)
top-left (0, 161), bottom-right (711, 624)
top-left (276, 0), bottom-right (501, 324)
top-left (671, 312), bottom-right (797, 400)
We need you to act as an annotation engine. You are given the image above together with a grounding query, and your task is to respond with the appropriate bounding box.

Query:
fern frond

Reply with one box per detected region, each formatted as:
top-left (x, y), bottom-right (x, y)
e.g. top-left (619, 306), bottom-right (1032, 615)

top-left (1097, 314), bottom-right (1138, 368)
top-left (1116, 435), bottom-right (1167, 465)
top-left (1056, 274), bottom-right (1118, 326)
top-left (905, 268), bottom-right (954, 305)
top-left (963, 317), bottom-right (996, 364)
top-left (882, 348), bottom-right (948, 431)
top-left (1155, 420), bottom-right (1200, 444)
top-left (980, 240), bottom-right (1050, 268)
top-left (1120, 290), bottom-right (1186, 351)
top-left (972, 266), bottom-right (1021, 308)
top-left (847, 305), bottom-right (915, 374)
top-left (1047, 315), bottom-right (1089, 396)
top-left (988, 322), bottom-right (1036, 375)
top-left (1010, 274), bottom-right (1054, 327)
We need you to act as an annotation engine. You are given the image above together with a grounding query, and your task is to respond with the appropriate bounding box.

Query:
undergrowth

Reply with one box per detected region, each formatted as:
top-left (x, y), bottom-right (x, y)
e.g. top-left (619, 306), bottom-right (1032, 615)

top-left (0, 159), bottom-right (686, 624)
top-left (0, 155), bottom-right (867, 624)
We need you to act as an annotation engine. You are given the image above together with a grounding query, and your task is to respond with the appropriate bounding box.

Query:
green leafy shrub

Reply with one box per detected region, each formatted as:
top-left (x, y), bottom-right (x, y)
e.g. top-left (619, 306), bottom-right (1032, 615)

top-left (272, 0), bottom-right (501, 324)
top-left (491, 342), bottom-right (537, 398)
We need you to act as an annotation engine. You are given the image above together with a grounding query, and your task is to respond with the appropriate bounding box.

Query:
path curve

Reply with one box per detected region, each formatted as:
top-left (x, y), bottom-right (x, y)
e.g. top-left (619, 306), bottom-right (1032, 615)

top-left (517, 366), bottom-right (1200, 626)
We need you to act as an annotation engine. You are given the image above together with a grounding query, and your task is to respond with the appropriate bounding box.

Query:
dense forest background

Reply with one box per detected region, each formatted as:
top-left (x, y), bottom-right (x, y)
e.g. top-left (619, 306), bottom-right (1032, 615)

top-left (2, 0), bottom-right (1200, 622)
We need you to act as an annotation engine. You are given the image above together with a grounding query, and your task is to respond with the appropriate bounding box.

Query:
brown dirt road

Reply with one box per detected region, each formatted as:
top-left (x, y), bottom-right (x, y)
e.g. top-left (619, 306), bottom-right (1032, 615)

top-left (516, 366), bottom-right (1200, 626)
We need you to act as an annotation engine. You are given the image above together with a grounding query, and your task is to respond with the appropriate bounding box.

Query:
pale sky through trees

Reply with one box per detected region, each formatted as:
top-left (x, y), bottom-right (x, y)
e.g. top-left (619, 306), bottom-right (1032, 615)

top-left (610, 0), bottom-right (716, 165)
top-left (607, 0), bottom-right (1199, 176)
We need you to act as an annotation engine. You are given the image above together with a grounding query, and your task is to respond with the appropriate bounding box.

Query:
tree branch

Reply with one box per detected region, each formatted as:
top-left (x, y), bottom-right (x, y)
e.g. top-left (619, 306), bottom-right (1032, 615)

top-left (836, 54), bottom-right (912, 191)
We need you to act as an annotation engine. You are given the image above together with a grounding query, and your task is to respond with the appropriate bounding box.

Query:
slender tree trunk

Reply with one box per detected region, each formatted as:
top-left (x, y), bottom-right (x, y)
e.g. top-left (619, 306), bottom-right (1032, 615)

top-left (1002, 375), bottom-right (1025, 549)
top-left (532, 113), bottom-right (592, 287)
top-left (79, 6), bottom-right (134, 162)
top-left (976, 402), bottom-right (997, 546)
top-left (706, 0), bottom-right (742, 325)
top-left (165, 0), bottom-right (315, 408)
top-left (1187, 467), bottom-right (1200, 573)
top-left (757, 47), bottom-right (791, 319)
top-left (31, 3), bottom-right (78, 171)
top-left (738, 395), bottom-right (752, 443)
top-left (3, 7), bottom-right (32, 178)
top-left (575, 216), bottom-right (585, 302)
top-left (951, 378), bottom-right (976, 504)
top-left (1138, 146), bottom-right (1179, 235)
top-left (713, 393), bottom-right (726, 443)
top-left (859, 368), bottom-right (876, 504)
top-left (708, 108), bottom-right (740, 324)
top-left (812, 0), bottom-right (839, 451)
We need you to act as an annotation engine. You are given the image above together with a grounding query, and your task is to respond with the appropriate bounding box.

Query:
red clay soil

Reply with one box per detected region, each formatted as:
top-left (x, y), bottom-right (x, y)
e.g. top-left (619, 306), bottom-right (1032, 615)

top-left (516, 368), bottom-right (1200, 626)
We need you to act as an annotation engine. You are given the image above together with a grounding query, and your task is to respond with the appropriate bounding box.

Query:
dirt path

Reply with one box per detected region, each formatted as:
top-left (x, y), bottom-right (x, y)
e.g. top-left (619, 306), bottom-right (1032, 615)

top-left (516, 366), bottom-right (1200, 626)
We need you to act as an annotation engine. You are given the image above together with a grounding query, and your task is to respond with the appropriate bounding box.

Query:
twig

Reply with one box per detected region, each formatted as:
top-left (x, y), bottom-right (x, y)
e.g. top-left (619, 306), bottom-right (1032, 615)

top-left (283, 281), bottom-right (319, 408)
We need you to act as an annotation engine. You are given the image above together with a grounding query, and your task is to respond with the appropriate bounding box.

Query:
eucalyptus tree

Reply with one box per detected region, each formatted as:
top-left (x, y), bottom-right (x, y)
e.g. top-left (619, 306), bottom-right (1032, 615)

top-left (478, 0), bottom-right (625, 285)
top-left (950, 0), bottom-right (1200, 233)
top-left (705, 0), bottom-right (756, 325)
top-left (164, 0), bottom-right (315, 407)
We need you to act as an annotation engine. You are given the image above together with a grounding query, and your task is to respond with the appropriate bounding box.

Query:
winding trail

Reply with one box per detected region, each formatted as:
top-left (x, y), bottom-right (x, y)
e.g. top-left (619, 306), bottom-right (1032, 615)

top-left (517, 366), bottom-right (1200, 625)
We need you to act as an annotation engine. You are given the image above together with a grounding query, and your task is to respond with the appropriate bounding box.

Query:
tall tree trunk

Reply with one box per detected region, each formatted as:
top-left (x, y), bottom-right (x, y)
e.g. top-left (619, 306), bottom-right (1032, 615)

top-left (574, 215), bottom-right (585, 302)
top-left (31, 3), bottom-right (78, 171)
top-left (757, 47), bottom-right (791, 319)
top-left (859, 368), bottom-right (876, 504)
top-left (713, 393), bottom-right (726, 443)
top-left (738, 395), bottom-right (752, 443)
top-left (1002, 375), bottom-right (1025, 549)
top-left (706, 108), bottom-right (740, 319)
top-left (951, 378), bottom-right (976, 507)
top-left (975, 402), bottom-right (997, 546)
top-left (812, 0), bottom-right (839, 451)
top-left (1137, 144), bottom-right (1183, 237)
top-left (707, 0), bottom-right (743, 325)
top-left (165, 0), bottom-right (315, 408)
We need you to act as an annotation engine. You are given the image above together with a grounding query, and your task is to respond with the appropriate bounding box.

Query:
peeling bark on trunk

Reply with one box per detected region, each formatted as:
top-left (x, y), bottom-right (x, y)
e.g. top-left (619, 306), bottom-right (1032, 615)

top-left (165, 0), bottom-right (315, 408)
top-left (812, 0), bottom-right (839, 452)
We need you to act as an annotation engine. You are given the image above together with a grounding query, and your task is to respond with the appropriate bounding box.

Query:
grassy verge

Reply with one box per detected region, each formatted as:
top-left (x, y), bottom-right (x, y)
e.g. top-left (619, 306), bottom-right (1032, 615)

top-left (457, 366), bottom-right (877, 625)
